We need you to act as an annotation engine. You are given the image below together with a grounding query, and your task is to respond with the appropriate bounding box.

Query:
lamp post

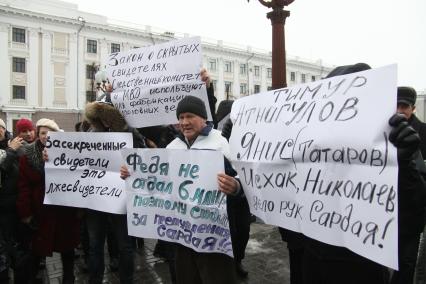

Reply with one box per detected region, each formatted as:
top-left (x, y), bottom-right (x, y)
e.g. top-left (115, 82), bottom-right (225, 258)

top-left (248, 0), bottom-right (294, 89)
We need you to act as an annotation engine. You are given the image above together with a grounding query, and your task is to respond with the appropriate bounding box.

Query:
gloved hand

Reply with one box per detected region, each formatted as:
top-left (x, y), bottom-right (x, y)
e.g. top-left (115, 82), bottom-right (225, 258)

top-left (388, 113), bottom-right (420, 160)
top-left (221, 118), bottom-right (233, 141)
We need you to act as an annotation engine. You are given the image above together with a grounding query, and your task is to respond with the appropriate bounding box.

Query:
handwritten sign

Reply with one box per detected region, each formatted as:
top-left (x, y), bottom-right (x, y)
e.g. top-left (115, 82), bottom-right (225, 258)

top-left (106, 37), bottom-right (212, 127)
top-left (229, 65), bottom-right (398, 269)
top-left (122, 148), bottom-right (233, 257)
top-left (44, 132), bottom-right (133, 214)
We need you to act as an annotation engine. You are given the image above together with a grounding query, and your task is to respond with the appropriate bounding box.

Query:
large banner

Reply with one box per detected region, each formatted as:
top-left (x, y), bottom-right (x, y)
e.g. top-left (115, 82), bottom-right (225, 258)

top-left (44, 132), bottom-right (133, 214)
top-left (122, 148), bottom-right (233, 257)
top-left (229, 65), bottom-right (398, 269)
top-left (106, 37), bottom-right (212, 128)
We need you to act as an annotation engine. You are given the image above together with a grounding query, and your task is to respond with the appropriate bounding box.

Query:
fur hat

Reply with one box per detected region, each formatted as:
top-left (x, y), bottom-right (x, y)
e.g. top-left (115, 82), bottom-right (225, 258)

top-left (0, 118), bottom-right (5, 129)
top-left (325, 63), bottom-right (371, 78)
top-left (176, 96), bottom-right (207, 119)
top-left (84, 102), bottom-right (127, 132)
top-left (36, 118), bottom-right (60, 132)
top-left (397, 86), bottom-right (417, 106)
top-left (16, 118), bottom-right (34, 133)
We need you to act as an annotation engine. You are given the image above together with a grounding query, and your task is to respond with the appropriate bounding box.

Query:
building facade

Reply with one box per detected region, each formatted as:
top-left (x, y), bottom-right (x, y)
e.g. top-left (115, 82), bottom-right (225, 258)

top-left (0, 0), bottom-right (333, 133)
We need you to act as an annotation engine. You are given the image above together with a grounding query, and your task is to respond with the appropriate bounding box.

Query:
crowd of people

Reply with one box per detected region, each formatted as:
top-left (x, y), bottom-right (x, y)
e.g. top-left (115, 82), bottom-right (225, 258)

top-left (0, 65), bottom-right (425, 284)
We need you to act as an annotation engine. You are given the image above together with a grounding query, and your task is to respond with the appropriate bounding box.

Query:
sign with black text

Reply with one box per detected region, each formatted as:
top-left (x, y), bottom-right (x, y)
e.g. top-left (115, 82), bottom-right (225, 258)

top-left (106, 37), bottom-right (212, 127)
top-left (229, 65), bottom-right (398, 269)
top-left (44, 132), bottom-right (133, 214)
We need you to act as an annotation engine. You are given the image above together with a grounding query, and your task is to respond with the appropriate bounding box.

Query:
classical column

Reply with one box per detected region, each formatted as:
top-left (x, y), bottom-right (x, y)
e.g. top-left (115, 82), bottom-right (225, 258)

top-left (41, 31), bottom-right (54, 107)
top-left (217, 57), bottom-right (225, 103)
top-left (27, 28), bottom-right (39, 106)
top-left (233, 59), bottom-right (240, 98)
top-left (99, 38), bottom-right (108, 69)
top-left (0, 23), bottom-right (10, 105)
top-left (68, 33), bottom-right (77, 109)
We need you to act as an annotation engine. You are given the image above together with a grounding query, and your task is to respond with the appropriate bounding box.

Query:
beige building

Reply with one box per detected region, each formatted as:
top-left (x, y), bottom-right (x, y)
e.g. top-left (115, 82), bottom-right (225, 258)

top-left (0, 0), bottom-right (333, 133)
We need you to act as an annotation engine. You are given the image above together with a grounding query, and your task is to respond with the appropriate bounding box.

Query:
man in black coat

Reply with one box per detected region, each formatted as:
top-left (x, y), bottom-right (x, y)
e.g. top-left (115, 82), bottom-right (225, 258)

top-left (397, 86), bottom-right (426, 159)
top-left (301, 64), bottom-right (426, 284)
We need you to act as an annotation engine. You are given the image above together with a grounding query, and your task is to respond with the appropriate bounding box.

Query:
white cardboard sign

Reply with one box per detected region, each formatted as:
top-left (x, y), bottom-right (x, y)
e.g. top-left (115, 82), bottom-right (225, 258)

top-left (229, 65), bottom-right (398, 269)
top-left (44, 132), bottom-right (133, 214)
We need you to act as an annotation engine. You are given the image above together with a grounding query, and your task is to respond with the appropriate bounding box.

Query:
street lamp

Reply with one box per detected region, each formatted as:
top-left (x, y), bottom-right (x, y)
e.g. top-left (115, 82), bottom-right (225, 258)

top-left (248, 0), bottom-right (294, 89)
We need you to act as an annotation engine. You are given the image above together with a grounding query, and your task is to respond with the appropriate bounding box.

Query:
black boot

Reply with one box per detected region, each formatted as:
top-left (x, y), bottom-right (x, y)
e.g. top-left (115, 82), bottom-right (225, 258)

top-left (235, 260), bottom-right (248, 278)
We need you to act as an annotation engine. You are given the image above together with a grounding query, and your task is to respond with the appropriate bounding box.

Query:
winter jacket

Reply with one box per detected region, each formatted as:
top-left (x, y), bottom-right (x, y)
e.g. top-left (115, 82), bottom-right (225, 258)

top-left (408, 114), bottom-right (426, 159)
top-left (16, 140), bottom-right (80, 256)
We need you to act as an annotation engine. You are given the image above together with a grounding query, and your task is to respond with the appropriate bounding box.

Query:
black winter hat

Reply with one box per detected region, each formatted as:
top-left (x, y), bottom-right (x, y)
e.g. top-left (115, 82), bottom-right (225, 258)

top-left (325, 63), bottom-right (371, 78)
top-left (397, 86), bottom-right (417, 106)
top-left (176, 96), bottom-right (207, 119)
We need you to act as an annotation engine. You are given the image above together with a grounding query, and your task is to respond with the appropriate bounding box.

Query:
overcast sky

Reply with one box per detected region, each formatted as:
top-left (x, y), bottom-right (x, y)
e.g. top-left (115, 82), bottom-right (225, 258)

top-left (64, 0), bottom-right (426, 92)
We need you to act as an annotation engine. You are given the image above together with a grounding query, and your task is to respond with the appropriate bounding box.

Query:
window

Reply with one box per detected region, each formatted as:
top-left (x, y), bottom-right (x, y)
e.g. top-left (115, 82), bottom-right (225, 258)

top-left (87, 39), bottom-right (97, 54)
top-left (267, 68), bottom-right (272, 78)
top-left (254, 85), bottom-right (260, 94)
top-left (240, 64), bottom-right (247, 75)
top-left (267, 86), bottom-right (273, 91)
top-left (311, 75), bottom-right (316, 82)
top-left (254, 66), bottom-right (260, 77)
top-left (111, 43), bottom-right (120, 53)
top-left (86, 91), bottom-right (96, 102)
top-left (13, 57), bottom-right (26, 73)
top-left (86, 65), bottom-right (96, 80)
top-left (225, 81), bottom-right (232, 98)
top-left (290, 72), bottom-right (295, 81)
top-left (224, 61), bottom-right (233, 73)
top-left (209, 59), bottom-right (217, 71)
top-left (12, 27), bottom-right (26, 43)
top-left (240, 83), bottom-right (247, 95)
top-left (301, 74), bottom-right (306, 83)
top-left (13, 85), bottom-right (25, 100)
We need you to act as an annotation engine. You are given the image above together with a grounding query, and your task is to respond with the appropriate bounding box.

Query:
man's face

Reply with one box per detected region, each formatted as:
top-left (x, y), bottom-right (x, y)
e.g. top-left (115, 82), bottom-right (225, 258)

top-left (19, 129), bottom-right (35, 143)
top-left (178, 112), bottom-right (207, 143)
top-left (397, 103), bottom-right (415, 119)
top-left (0, 127), bottom-right (5, 141)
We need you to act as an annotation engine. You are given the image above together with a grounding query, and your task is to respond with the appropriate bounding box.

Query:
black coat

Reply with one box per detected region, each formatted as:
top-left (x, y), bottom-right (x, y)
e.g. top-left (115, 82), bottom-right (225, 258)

top-left (408, 114), bottom-right (426, 159)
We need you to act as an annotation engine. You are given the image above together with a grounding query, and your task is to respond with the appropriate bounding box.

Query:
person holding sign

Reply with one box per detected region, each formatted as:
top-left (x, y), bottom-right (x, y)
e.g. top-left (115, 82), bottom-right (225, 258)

top-left (83, 98), bottom-right (147, 284)
top-left (16, 118), bottom-right (80, 284)
top-left (301, 64), bottom-right (426, 284)
top-left (120, 95), bottom-right (241, 284)
top-left (167, 95), bottom-right (240, 284)
top-left (390, 87), bottom-right (426, 284)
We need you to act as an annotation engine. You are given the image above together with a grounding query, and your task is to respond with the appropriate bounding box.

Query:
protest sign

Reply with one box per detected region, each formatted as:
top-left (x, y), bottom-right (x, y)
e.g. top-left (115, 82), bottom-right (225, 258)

top-left (122, 148), bottom-right (233, 257)
top-left (44, 132), bottom-right (133, 214)
top-left (106, 37), bottom-right (212, 127)
top-left (229, 65), bottom-right (398, 269)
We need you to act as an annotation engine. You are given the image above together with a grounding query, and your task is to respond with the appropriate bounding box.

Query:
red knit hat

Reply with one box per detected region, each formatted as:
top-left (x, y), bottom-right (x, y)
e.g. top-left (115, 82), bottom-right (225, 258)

top-left (16, 118), bottom-right (34, 134)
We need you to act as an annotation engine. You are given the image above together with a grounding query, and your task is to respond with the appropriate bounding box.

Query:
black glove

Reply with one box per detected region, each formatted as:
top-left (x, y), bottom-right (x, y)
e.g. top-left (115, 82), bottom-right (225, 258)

top-left (388, 113), bottom-right (420, 159)
top-left (221, 118), bottom-right (233, 141)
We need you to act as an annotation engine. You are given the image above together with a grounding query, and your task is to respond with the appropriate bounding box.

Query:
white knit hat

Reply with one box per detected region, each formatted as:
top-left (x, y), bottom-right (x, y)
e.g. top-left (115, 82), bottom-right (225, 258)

top-left (36, 118), bottom-right (60, 132)
top-left (0, 118), bottom-right (5, 129)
